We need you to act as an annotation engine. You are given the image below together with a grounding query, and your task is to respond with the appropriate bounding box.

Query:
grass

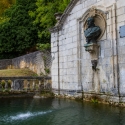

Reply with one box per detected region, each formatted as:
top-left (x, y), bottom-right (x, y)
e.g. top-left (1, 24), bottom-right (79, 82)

top-left (0, 69), bottom-right (38, 77)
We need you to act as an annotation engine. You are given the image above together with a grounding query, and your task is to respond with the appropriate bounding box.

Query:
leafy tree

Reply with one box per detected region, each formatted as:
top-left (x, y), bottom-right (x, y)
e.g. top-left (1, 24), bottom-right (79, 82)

top-left (0, 0), bottom-right (40, 59)
top-left (0, 0), bottom-right (16, 24)
top-left (29, 0), bottom-right (70, 46)
top-left (0, 0), bottom-right (16, 16)
top-left (0, 0), bottom-right (70, 59)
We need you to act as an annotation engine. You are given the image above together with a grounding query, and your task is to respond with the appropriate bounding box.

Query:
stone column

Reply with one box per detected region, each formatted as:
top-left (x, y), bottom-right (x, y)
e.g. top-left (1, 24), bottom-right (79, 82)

top-left (44, 79), bottom-right (46, 89)
top-left (21, 80), bottom-right (24, 91)
top-left (5, 81), bottom-right (8, 91)
top-left (27, 80), bottom-right (30, 91)
top-left (0, 82), bottom-right (2, 92)
top-left (38, 80), bottom-right (42, 91)
top-left (11, 80), bottom-right (14, 91)
top-left (32, 80), bottom-right (36, 91)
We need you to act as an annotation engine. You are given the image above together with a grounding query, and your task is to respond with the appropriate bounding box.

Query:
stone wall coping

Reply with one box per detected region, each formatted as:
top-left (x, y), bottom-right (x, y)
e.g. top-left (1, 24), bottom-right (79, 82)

top-left (0, 76), bottom-right (51, 80)
top-left (12, 51), bottom-right (40, 60)
top-left (49, 0), bottom-right (78, 32)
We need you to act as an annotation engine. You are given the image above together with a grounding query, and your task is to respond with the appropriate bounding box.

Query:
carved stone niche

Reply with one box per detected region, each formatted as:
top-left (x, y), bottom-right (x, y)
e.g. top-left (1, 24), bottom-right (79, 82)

top-left (83, 6), bottom-right (106, 41)
top-left (84, 43), bottom-right (99, 70)
top-left (83, 6), bottom-right (106, 70)
top-left (84, 43), bottom-right (98, 53)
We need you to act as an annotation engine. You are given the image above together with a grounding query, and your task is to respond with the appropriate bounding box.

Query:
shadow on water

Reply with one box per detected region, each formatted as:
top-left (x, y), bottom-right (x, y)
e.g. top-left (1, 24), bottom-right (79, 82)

top-left (0, 98), bottom-right (125, 125)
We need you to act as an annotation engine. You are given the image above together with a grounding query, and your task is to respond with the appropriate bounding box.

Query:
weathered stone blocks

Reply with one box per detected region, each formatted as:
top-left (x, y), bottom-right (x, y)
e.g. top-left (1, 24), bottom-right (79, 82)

top-left (50, 0), bottom-right (125, 104)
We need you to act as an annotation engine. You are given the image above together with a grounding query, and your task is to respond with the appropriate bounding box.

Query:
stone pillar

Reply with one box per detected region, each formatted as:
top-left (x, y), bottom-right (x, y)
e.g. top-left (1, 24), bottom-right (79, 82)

top-left (38, 80), bottom-right (41, 91)
top-left (5, 81), bottom-right (8, 91)
top-left (44, 79), bottom-right (46, 89)
top-left (32, 80), bottom-right (36, 91)
top-left (0, 83), bottom-right (2, 92)
top-left (11, 80), bottom-right (14, 91)
top-left (46, 80), bottom-right (49, 89)
top-left (84, 43), bottom-right (99, 70)
top-left (27, 80), bottom-right (30, 91)
top-left (21, 80), bottom-right (24, 91)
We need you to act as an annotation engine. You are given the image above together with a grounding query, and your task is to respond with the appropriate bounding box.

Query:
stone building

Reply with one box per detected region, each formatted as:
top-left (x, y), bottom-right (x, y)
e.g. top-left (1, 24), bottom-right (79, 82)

top-left (50, 0), bottom-right (125, 103)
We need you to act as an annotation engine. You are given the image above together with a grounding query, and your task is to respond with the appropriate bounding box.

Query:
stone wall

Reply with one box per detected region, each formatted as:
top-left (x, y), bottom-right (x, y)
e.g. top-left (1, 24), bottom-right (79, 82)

top-left (0, 51), bottom-right (51, 76)
top-left (12, 51), bottom-right (43, 75)
top-left (50, 0), bottom-right (125, 103)
top-left (0, 59), bottom-right (12, 69)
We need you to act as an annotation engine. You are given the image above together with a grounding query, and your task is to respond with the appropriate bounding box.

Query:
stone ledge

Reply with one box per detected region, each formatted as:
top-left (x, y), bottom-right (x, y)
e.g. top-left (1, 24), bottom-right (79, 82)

top-left (52, 89), bottom-right (125, 107)
top-left (0, 76), bottom-right (51, 80)
top-left (0, 92), bottom-right (35, 99)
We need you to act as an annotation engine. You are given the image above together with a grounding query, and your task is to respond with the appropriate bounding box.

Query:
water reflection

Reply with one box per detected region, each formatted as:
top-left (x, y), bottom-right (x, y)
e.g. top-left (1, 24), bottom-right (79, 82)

top-left (0, 98), bottom-right (125, 125)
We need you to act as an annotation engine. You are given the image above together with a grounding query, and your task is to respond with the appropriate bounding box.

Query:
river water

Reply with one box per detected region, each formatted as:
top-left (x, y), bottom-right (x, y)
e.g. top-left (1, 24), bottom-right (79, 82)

top-left (0, 98), bottom-right (125, 125)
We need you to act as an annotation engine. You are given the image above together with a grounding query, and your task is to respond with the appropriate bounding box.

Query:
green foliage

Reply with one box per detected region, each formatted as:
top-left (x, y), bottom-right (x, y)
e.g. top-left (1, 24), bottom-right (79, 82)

top-left (29, 0), bottom-right (70, 44)
top-left (44, 68), bottom-right (50, 74)
top-left (1, 80), bottom-right (5, 88)
top-left (7, 80), bottom-right (12, 88)
top-left (0, 0), bottom-right (40, 59)
top-left (0, 0), bottom-right (70, 59)
top-left (0, 0), bottom-right (16, 16)
top-left (36, 43), bottom-right (50, 51)
top-left (0, 0), bottom-right (16, 23)
top-left (91, 99), bottom-right (98, 103)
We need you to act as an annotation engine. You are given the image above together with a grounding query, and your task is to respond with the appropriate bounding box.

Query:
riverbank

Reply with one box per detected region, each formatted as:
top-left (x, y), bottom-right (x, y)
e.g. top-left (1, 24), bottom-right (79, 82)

top-left (54, 92), bottom-right (125, 107)
top-left (0, 90), bottom-right (54, 99)
top-left (0, 91), bottom-right (35, 98)
top-left (1, 90), bottom-right (125, 107)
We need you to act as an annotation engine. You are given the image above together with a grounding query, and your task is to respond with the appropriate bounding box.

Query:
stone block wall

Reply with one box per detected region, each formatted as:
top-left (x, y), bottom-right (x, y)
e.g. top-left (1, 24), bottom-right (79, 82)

top-left (0, 51), bottom-right (51, 76)
top-left (51, 0), bottom-right (125, 102)
top-left (0, 59), bottom-right (12, 69)
top-left (12, 51), bottom-right (43, 75)
top-left (12, 51), bottom-right (52, 75)
top-left (116, 0), bottom-right (125, 97)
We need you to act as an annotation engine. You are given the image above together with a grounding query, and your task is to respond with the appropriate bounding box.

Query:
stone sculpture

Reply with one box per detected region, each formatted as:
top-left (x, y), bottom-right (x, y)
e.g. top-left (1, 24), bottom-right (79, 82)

top-left (84, 17), bottom-right (101, 44)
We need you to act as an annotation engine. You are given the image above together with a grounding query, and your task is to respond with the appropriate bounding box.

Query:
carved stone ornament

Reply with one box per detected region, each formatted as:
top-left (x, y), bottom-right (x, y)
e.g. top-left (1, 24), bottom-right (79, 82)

top-left (91, 60), bottom-right (98, 71)
top-left (89, 6), bottom-right (96, 17)
top-left (83, 6), bottom-right (106, 41)
top-left (84, 16), bottom-right (101, 44)
top-left (82, 6), bottom-right (106, 71)
top-left (54, 13), bottom-right (62, 26)
top-left (84, 43), bottom-right (99, 53)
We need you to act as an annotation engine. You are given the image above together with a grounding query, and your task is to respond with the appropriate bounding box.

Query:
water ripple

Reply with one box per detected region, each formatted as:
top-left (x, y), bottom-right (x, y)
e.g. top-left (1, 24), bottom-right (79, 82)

top-left (10, 110), bottom-right (52, 120)
top-left (0, 110), bottom-right (52, 124)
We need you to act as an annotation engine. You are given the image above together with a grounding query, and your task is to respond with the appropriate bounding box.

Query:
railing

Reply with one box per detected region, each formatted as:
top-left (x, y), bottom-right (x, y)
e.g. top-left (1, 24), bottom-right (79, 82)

top-left (0, 77), bottom-right (51, 92)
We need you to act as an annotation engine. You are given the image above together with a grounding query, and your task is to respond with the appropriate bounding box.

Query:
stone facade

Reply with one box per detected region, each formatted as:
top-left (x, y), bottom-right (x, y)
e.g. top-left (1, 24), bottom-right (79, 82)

top-left (0, 51), bottom-right (51, 76)
top-left (50, 0), bottom-right (125, 103)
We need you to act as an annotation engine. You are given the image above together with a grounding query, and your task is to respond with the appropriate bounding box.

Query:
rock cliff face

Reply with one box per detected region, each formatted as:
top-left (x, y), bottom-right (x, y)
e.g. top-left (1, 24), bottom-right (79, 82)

top-left (50, 0), bottom-right (125, 103)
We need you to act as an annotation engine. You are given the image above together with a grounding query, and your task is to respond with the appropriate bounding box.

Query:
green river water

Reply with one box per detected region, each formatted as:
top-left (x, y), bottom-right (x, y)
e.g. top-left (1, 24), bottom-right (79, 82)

top-left (0, 98), bottom-right (125, 125)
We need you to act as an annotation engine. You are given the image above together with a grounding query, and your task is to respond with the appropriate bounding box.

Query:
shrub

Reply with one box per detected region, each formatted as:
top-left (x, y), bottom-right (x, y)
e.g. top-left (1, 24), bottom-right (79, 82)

top-left (1, 80), bottom-right (5, 88)
top-left (7, 80), bottom-right (12, 88)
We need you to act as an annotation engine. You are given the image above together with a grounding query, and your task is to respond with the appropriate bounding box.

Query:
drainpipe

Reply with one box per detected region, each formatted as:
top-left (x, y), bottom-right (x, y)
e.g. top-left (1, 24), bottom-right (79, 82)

top-left (114, 4), bottom-right (120, 101)
top-left (54, 13), bottom-right (62, 95)
top-left (57, 29), bottom-right (60, 95)
top-left (107, 3), bottom-right (119, 101)
top-left (111, 4), bottom-right (120, 100)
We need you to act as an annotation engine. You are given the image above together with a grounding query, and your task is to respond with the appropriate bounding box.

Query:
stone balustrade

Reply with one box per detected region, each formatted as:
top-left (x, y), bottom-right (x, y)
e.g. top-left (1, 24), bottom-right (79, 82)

top-left (0, 76), bottom-right (51, 92)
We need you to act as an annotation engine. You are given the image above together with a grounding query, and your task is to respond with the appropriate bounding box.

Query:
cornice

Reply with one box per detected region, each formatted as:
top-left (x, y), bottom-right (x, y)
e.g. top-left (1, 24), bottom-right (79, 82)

top-left (49, 0), bottom-right (79, 33)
